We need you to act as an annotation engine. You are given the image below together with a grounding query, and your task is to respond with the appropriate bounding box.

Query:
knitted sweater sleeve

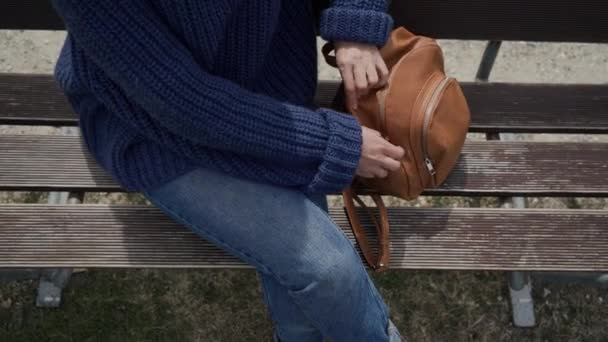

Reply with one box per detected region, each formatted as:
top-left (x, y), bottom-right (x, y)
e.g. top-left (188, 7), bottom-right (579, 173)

top-left (51, 0), bottom-right (363, 194)
top-left (320, 0), bottom-right (394, 46)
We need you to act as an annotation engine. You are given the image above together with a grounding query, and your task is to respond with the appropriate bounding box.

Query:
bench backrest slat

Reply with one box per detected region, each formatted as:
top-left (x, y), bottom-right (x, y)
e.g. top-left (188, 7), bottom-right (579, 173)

top-left (3, 75), bottom-right (608, 134)
top-left (2, 1), bottom-right (608, 43)
top-left (0, 1), bottom-right (63, 31)
top-left (389, 0), bottom-right (608, 43)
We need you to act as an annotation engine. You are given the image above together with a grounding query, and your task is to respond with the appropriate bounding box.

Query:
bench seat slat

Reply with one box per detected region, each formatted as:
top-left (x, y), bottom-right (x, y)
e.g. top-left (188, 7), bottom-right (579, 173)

top-left (2, 75), bottom-right (608, 133)
top-left (0, 205), bottom-right (607, 271)
top-left (1, 135), bottom-right (607, 196)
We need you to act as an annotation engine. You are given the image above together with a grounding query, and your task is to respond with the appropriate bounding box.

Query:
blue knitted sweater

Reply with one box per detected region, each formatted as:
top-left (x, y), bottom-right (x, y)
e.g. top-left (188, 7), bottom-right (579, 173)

top-left (51, 0), bottom-right (393, 194)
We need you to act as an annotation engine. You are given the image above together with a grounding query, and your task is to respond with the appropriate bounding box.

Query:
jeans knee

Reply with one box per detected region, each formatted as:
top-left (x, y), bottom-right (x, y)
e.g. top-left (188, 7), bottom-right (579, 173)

top-left (297, 247), bottom-right (366, 296)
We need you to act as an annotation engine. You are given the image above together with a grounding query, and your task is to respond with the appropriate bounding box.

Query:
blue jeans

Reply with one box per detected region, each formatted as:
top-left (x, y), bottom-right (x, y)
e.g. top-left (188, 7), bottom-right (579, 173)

top-left (143, 168), bottom-right (402, 341)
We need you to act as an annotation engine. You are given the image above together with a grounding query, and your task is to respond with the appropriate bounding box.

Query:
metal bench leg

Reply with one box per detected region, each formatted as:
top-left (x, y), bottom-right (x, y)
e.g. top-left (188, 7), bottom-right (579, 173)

top-left (500, 152), bottom-right (536, 327)
top-left (509, 271), bottom-right (536, 327)
top-left (494, 144), bottom-right (537, 327)
top-left (475, 40), bottom-right (502, 82)
top-left (36, 191), bottom-right (83, 307)
top-left (486, 147), bottom-right (536, 327)
top-left (36, 186), bottom-right (74, 308)
top-left (36, 268), bottom-right (74, 307)
top-left (35, 126), bottom-right (82, 308)
top-left (476, 42), bottom-right (537, 328)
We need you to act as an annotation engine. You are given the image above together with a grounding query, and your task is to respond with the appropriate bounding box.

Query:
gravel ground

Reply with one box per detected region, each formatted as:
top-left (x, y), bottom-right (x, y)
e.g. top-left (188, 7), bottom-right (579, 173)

top-left (2, 30), bottom-right (607, 82)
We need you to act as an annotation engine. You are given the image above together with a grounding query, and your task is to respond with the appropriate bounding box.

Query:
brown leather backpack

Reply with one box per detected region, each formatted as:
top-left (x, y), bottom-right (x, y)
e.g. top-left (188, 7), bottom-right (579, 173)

top-left (323, 27), bottom-right (471, 272)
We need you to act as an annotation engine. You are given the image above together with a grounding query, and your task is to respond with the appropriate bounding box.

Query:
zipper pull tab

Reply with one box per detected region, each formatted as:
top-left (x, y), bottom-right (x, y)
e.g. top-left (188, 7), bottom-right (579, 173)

top-left (424, 157), bottom-right (437, 176)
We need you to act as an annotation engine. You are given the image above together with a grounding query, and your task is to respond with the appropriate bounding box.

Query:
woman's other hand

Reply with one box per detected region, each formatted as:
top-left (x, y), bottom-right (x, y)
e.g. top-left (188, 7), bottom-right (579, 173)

top-left (356, 126), bottom-right (404, 179)
top-left (334, 41), bottom-right (389, 111)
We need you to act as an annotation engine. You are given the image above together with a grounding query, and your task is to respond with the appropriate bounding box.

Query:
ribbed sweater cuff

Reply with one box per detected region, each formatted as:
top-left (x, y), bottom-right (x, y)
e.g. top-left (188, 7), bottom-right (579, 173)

top-left (320, 8), bottom-right (393, 46)
top-left (304, 110), bottom-right (362, 194)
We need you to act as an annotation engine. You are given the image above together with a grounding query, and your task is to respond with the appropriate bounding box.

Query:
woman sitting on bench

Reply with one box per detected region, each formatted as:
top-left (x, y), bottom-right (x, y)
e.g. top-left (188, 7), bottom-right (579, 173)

top-left (50, 1), bottom-right (404, 340)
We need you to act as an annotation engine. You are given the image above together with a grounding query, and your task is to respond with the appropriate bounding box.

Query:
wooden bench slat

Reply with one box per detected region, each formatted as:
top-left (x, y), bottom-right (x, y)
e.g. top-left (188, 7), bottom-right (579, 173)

top-left (0, 74), bottom-right (74, 126)
top-left (0, 1), bottom-right (63, 30)
top-left (1, 135), bottom-right (607, 196)
top-left (1, 205), bottom-right (607, 271)
top-left (2, 75), bottom-right (607, 133)
top-left (316, 81), bottom-right (608, 134)
top-left (388, 0), bottom-right (608, 43)
top-left (2, 0), bottom-right (608, 43)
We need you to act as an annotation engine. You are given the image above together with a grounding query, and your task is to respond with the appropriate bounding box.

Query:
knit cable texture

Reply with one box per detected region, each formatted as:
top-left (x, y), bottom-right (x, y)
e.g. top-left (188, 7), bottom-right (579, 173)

top-left (51, 0), bottom-right (391, 194)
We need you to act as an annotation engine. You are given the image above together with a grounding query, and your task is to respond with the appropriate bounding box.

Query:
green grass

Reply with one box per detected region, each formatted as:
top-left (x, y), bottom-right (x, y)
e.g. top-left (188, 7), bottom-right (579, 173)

top-left (1, 268), bottom-right (607, 341)
top-left (1, 269), bottom-right (270, 342)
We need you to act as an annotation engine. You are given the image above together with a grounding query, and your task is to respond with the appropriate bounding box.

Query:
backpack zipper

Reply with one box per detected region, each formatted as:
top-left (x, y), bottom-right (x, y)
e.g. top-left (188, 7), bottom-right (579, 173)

top-left (422, 76), bottom-right (451, 177)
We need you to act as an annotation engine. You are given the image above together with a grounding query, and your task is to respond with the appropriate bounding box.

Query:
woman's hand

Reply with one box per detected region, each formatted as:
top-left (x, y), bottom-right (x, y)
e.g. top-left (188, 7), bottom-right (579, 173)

top-left (334, 42), bottom-right (398, 178)
top-left (335, 41), bottom-right (389, 111)
top-left (356, 126), bottom-right (405, 179)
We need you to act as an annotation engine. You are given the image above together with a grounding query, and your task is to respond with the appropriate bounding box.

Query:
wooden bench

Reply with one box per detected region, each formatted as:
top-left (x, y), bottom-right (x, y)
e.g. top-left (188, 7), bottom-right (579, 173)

top-left (1, 0), bottom-right (607, 328)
